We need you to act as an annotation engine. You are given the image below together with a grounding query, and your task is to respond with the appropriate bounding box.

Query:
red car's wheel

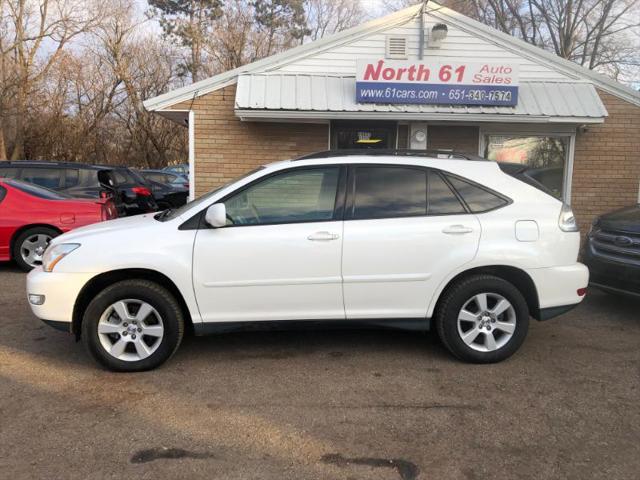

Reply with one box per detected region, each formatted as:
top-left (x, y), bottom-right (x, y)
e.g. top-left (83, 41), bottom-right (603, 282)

top-left (12, 226), bottom-right (59, 271)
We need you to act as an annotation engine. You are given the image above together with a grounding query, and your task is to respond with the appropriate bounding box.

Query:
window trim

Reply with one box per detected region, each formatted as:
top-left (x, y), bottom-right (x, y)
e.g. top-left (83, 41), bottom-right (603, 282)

top-left (478, 126), bottom-right (575, 204)
top-left (197, 165), bottom-right (348, 229)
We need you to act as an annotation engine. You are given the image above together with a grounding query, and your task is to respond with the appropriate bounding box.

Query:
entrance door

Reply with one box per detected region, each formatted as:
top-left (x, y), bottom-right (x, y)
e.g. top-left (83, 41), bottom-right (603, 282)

top-left (192, 166), bottom-right (346, 323)
top-left (341, 165), bottom-right (481, 319)
top-left (331, 121), bottom-right (397, 150)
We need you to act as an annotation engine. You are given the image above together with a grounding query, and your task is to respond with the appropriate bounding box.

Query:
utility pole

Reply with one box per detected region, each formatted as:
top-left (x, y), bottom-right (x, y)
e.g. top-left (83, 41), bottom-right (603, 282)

top-left (418, 0), bottom-right (430, 60)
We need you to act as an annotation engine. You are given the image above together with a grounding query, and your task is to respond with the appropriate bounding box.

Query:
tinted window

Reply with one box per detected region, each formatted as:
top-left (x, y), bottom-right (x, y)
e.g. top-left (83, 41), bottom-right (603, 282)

top-left (428, 172), bottom-right (466, 215)
top-left (0, 167), bottom-right (19, 178)
top-left (7, 179), bottom-right (72, 199)
top-left (0, 185), bottom-right (6, 203)
top-left (21, 167), bottom-right (63, 190)
top-left (225, 167), bottom-right (339, 225)
top-left (113, 169), bottom-right (138, 185)
top-left (445, 175), bottom-right (508, 213)
top-left (353, 166), bottom-right (426, 219)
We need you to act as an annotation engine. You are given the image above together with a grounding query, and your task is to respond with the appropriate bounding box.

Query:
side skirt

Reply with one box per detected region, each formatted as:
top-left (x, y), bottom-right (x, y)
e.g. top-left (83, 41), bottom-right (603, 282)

top-left (193, 318), bottom-right (431, 336)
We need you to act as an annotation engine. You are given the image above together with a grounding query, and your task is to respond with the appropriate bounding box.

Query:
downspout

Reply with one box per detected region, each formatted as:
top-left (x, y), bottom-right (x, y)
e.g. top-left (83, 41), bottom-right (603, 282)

top-left (418, 0), bottom-right (430, 60)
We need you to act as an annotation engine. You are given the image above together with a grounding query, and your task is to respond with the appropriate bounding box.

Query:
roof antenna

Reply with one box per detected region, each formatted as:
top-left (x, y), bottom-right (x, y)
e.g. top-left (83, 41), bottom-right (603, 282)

top-left (418, 0), bottom-right (430, 60)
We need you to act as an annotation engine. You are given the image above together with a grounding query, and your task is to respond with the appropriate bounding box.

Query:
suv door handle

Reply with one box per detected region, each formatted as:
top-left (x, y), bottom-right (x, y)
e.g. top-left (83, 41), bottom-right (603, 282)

top-left (442, 225), bottom-right (474, 235)
top-left (308, 231), bottom-right (340, 241)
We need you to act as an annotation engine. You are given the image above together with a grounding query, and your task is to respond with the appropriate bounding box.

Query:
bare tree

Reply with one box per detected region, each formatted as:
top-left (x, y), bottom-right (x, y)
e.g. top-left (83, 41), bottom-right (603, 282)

top-left (0, 0), bottom-right (105, 159)
top-left (306, 0), bottom-right (364, 41)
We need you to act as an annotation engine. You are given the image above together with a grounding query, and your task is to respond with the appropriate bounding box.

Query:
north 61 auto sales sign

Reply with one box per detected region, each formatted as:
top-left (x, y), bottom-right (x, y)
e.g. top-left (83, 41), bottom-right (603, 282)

top-left (355, 59), bottom-right (519, 106)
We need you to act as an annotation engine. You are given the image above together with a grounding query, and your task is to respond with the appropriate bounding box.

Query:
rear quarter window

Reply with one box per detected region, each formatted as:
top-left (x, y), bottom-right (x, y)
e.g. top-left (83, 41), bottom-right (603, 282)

top-left (444, 174), bottom-right (509, 213)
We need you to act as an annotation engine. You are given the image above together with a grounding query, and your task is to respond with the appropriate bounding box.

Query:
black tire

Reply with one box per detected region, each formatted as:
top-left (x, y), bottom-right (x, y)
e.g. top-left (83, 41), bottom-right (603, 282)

top-left (82, 280), bottom-right (184, 372)
top-left (12, 226), bottom-right (60, 272)
top-left (435, 274), bottom-right (530, 363)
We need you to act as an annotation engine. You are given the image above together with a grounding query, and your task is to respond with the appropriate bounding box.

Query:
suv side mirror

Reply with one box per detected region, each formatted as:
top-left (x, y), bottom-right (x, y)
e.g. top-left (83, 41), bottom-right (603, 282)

top-left (205, 203), bottom-right (226, 228)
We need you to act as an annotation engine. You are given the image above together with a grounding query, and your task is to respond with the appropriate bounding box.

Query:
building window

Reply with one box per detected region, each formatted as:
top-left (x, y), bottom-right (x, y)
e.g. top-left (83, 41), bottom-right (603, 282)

top-left (331, 121), bottom-right (397, 150)
top-left (484, 135), bottom-right (569, 199)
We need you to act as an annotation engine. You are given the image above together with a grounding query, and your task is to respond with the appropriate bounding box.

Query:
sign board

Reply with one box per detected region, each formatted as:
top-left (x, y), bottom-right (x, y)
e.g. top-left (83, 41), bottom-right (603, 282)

top-left (356, 59), bottom-right (519, 106)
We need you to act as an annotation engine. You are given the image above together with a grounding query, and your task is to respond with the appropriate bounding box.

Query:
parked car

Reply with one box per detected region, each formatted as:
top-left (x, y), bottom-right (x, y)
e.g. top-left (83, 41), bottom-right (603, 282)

top-left (163, 164), bottom-right (189, 176)
top-left (0, 179), bottom-right (117, 271)
top-left (143, 178), bottom-right (188, 209)
top-left (27, 150), bottom-right (588, 371)
top-left (140, 170), bottom-right (189, 190)
top-left (107, 167), bottom-right (158, 215)
top-left (583, 205), bottom-right (640, 298)
top-left (0, 160), bottom-right (124, 214)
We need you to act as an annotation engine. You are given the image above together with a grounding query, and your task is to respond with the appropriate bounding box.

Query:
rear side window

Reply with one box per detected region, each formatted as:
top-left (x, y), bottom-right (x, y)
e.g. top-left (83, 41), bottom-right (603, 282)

top-left (445, 174), bottom-right (509, 213)
top-left (65, 169), bottom-right (80, 188)
top-left (0, 167), bottom-right (19, 178)
top-left (352, 166), bottom-right (427, 219)
top-left (428, 172), bottom-right (466, 215)
top-left (0, 185), bottom-right (6, 203)
top-left (20, 167), bottom-right (63, 190)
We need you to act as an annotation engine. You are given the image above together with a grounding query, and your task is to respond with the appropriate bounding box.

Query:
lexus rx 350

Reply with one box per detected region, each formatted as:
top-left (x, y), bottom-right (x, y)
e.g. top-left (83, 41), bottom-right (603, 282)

top-left (26, 152), bottom-right (588, 371)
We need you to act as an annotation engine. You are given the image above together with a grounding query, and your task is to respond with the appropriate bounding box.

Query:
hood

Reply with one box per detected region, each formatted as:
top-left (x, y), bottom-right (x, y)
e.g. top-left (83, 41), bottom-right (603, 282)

top-left (596, 205), bottom-right (640, 234)
top-left (52, 213), bottom-right (158, 244)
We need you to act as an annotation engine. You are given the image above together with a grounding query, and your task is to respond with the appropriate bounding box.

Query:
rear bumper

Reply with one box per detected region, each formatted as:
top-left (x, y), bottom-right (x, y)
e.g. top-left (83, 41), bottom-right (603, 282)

top-left (26, 268), bottom-right (94, 328)
top-left (525, 263), bottom-right (589, 318)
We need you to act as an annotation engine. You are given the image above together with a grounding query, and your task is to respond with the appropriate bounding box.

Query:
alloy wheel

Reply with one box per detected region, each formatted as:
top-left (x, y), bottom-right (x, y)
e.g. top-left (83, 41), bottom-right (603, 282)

top-left (456, 292), bottom-right (516, 352)
top-left (97, 299), bottom-right (164, 362)
top-left (20, 234), bottom-right (52, 267)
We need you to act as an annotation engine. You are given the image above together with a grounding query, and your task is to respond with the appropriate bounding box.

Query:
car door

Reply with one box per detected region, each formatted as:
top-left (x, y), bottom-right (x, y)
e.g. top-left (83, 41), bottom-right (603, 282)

top-left (192, 165), bottom-right (346, 323)
top-left (342, 165), bottom-right (481, 319)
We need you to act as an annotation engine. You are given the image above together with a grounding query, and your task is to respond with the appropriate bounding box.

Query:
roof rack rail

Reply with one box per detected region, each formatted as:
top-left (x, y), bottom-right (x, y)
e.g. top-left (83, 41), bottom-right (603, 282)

top-left (295, 149), bottom-right (488, 161)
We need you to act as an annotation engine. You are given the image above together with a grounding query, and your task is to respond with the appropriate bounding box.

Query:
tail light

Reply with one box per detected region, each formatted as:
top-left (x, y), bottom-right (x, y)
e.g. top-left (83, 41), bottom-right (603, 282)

top-left (558, 203), bottom-right (579, 232)
top-left (132, 186), bottom-right (152, 197)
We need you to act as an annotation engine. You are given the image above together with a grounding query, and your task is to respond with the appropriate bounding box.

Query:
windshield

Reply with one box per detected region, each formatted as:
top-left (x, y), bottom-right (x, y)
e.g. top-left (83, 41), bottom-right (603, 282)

top-left (7, 179), bottom-right (73, 200)
top-left (156, 166), bottom-right (265, 222)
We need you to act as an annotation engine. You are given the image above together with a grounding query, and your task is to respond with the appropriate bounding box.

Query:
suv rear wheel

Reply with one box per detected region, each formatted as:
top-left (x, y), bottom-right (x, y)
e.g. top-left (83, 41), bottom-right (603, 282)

top-left (435, 274), bottom-right (529, 363)
top-left (82, 280), bottom-right (184, 372)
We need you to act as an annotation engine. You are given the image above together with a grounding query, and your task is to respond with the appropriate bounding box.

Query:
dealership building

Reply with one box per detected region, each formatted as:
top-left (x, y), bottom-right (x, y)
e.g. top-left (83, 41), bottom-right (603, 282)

top-left (144, 3), bottom-right (640, 231)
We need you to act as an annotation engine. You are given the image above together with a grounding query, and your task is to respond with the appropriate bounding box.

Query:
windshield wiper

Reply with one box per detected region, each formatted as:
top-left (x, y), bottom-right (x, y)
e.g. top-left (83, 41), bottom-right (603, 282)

top-left (154, 208), bottom-right (173, 221)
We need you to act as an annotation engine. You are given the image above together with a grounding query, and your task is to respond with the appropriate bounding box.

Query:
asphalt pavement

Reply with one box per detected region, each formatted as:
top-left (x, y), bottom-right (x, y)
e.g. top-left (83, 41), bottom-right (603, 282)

top-left (1, 265), bottom-right (639, 479)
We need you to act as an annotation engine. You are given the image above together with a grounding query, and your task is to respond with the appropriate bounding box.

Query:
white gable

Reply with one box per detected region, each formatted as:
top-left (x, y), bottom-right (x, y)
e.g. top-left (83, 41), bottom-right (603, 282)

top-left (272, 15), bottom-right (574, 82)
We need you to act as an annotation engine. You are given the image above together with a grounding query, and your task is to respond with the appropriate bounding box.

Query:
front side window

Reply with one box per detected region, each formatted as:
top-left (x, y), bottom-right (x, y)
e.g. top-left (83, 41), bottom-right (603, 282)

top-left (352, 166), bottom-right (427, 219)
top-left (225, 167), bottom-right (340, 225)
top-left (484, 135), bottom-right (567, 199)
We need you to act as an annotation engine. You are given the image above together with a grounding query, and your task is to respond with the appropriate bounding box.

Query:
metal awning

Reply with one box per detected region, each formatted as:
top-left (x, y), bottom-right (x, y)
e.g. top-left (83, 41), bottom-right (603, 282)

top-left (235, 74), bottom-right (608, 123)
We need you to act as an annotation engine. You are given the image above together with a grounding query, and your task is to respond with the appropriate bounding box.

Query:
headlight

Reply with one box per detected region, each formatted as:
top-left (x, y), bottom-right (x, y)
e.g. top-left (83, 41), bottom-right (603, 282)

top-left (558, 203), bottom-right (579, 232)
top-left (42, 243), bottom-right (80, 272)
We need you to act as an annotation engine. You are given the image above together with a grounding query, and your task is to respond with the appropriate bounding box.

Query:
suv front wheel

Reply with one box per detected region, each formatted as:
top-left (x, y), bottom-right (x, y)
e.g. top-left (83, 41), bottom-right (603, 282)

top-left (82, 280), bottom-right (184, 372)
top-left (435, 274), bottom-right (529, 363)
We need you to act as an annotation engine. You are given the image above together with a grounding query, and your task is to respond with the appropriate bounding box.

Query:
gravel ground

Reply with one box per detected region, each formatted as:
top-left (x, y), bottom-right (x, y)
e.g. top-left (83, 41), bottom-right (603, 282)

top-left (1, 265), bottom-right (639, 479)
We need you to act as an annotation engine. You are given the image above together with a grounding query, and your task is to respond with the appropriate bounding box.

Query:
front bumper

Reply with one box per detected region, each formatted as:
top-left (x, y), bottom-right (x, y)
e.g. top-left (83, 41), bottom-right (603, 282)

top-left (26, 268), bottom-right (95, 330)
top-left (525, 263), bottom-right (589, 317)
top-left (583, 239), bottom-right (640, 296)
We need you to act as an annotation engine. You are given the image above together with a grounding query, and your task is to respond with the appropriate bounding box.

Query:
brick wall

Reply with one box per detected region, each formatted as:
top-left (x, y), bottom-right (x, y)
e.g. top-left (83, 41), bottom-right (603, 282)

top-left (428, 126), bottom-right (480, 155)
top-left (572, 90), bottom-right (640, 232)
top-left (170, 84), bottom-right (328, 197)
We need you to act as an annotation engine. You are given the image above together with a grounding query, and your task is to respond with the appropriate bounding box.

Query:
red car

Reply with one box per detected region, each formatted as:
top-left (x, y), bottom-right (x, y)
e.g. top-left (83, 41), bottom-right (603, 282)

top-left (0, 179), bottom-right (117, 271)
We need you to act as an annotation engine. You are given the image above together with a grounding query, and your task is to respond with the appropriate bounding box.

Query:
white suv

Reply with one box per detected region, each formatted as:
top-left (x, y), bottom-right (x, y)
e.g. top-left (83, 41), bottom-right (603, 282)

top-left (27, 152), bottom-right (588, 371)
